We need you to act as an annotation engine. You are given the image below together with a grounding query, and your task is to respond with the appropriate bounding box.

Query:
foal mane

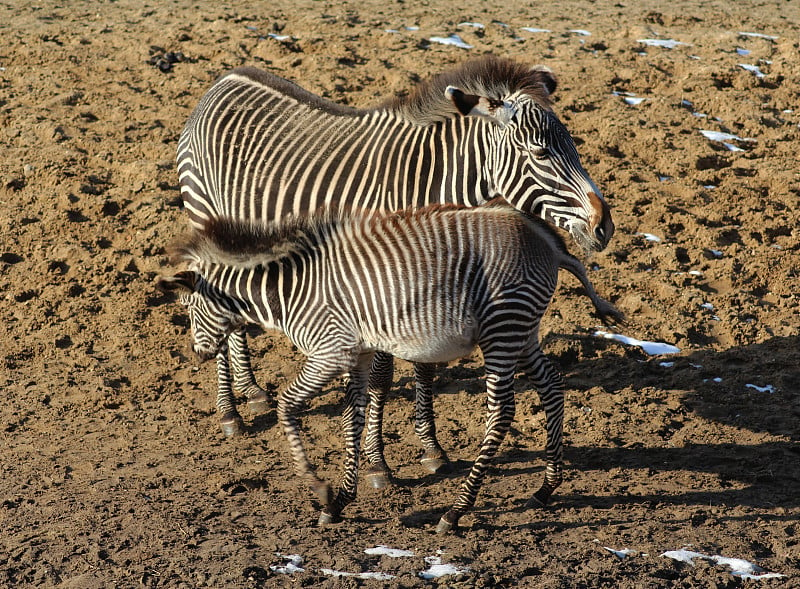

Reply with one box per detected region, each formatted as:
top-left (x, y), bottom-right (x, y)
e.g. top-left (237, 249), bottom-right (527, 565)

top-left (171, 207), bottom-right (364, 269)
top-left (387, 54), bottom-right (556, 125)
top-left (171, 200), bottom-right (563, 270)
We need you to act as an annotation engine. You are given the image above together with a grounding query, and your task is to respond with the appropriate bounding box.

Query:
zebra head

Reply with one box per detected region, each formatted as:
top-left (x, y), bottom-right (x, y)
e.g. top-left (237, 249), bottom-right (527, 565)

top-left (156, 270), bottom-right (243, 362)
top-left (445, 65), bottom-right (613, 253)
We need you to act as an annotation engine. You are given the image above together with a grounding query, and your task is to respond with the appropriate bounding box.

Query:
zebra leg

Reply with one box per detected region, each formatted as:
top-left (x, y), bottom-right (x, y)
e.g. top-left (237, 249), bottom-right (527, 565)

top-left (320, 352), bottom-right (372, 525)
top-left (414, 362), bottom-right (450, 473)
top-left (277, 358), bottom-right (345, 513)
top-left (363, 351), bottom-right (393, 489)
top-left (215, 342), bottom-right (245, 437)
top-left (436, 358), bottom-right (517, 534)
top-left (517, 339), bottom-right (565, 508)
top-left (228, 329), bottom-right (271, 415)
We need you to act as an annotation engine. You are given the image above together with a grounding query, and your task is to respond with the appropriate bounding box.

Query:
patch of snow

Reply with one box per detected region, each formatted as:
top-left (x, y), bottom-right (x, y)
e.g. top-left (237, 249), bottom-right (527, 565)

top-left (419, 556), bottom-right (470, 580)
top-left (365, 546), bottom-right (415, 558)
top-left (604, 547), bottom-right (636, 560)
top-left (594, 331), bottom-right (680, 356)
top-left (638, 38), bottom-right (687, 49)
top-left (428, 34), bottom-right (472, 49)
top-left (699, 130), bottom-right (754, 143)
top-left (319, 568), bottom-right (395, 580)
top-left (623, 96), bottom-right (646, 105)
top-left (746, 383), bottom-right (775, 394)
top-left (663, 549), bottom-right (785, 580)
top-left (637, 232), bottom-right (662, 242)
top-left (739, 31), bottom-right (778, 40)
top-left (739, 63), bottom-right (766, 78)
top-left (270, 554), bottom-right (305, 574)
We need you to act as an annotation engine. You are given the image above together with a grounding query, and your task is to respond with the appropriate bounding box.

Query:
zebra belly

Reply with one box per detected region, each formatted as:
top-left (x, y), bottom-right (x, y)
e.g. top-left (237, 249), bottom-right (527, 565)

top-left (365, 317), bottom-right (479, 364)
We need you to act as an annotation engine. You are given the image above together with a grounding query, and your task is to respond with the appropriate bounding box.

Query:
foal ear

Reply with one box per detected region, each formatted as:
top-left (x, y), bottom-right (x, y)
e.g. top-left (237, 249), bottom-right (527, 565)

top-left (445, 86), bottom-right (516, 126)
top-left (155, 270), bottom-right (199, 295)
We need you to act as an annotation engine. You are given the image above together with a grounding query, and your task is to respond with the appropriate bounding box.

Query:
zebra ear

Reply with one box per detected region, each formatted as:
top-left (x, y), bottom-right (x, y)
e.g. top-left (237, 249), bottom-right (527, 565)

top-left (156, 271), bottom-right (199, 295)
top-left (530, 65), bottom-right (557, 95)
top-left (445, 86), bottom-right (516, 126)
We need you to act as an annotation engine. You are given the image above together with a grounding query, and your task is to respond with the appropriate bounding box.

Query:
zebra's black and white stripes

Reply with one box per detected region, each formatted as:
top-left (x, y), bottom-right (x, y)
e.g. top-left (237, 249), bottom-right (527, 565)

top-left (158, 202), bottom-right (622, 531)
top-left (176, 55), bottom-right (615, 436)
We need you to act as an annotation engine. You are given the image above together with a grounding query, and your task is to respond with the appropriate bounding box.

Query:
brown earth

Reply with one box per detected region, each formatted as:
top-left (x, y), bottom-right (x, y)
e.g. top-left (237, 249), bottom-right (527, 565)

top-left (1, 0), bottom-right (799, 587)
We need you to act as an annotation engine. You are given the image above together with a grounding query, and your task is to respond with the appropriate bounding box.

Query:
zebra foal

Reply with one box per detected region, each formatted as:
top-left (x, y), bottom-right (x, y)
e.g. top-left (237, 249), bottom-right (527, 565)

top-left (177, 54), bottom-right (615, 438)
top-left (158, 201), bottom-right (621, 532)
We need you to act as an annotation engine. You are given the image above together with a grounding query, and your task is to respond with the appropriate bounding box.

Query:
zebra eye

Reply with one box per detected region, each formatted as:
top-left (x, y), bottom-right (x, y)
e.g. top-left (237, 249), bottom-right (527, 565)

top-left (530, 146), bottom-right (550, 159)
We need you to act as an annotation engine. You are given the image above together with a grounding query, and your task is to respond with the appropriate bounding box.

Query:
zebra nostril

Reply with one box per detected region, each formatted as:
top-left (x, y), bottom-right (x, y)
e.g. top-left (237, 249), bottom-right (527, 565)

top-left (595, 226), bottom-right (605, 242)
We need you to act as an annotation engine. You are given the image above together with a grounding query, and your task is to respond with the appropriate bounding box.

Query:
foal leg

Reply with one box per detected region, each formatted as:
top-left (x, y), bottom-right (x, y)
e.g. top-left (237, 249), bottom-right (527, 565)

top-left (363, 351), bottom-right (394, 488)
top-left (228, 329), bottom-right (271, 415)
top-left (436, 353), bottom-right (517, 534)
top-left (517, 336), bottom-right (566, 508)
top-left (320, 352), bottom-right (373, 524)
top-left (214, 343), bottom-right (245, 437)
top-left (414, 363), bottom-right (450, 473)
top-left (277, 358), bottom-right (345, 511)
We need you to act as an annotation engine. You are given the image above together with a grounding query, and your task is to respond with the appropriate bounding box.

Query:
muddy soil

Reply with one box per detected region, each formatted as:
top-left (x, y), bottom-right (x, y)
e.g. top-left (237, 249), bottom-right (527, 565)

top-left (1, 0), bottom-right (798, 587)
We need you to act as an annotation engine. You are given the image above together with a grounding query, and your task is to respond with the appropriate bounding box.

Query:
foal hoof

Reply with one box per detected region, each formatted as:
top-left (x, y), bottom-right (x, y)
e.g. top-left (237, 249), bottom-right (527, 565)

top-left (247, 391), bottom-right (270, 415)
top-left (420, 450), bottom-right (450, 474)
top-left (526, 485), bottom-right (555, 508)
top-left (525, 494), bottom-right (546, 508)
top-left (365, 466), bottom-right (392, 489)
top-left (220, 413), bottom-right (245, 437)
top-left (435, 512), bottom-right (459, 534)
top-left (318, 510), bottom-right (343, 526)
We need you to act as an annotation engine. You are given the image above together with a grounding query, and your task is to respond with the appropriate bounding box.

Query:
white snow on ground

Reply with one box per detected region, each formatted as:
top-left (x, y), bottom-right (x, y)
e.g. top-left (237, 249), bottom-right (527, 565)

top-left (365, 545), bottom-right (415, 558)
top-left (638, 38), bottom-right (688, 49)
top-left (594, 331), bottom-right (681, 355)
top-left (270, 544), bottom-right (786, 581)
top-left (428, 34), bottom-right (472, 48)
top-left (662, 549), bottom-right (786, 580)
top-left (419, 556), bottom-right (470, 579)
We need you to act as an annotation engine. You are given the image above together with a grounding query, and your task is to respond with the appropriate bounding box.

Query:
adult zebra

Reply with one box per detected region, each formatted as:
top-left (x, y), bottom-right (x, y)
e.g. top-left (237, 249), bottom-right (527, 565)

top-left (177, 54), bottom-right (614, 448)
top-left (159, 202), bottom-right (622, 532)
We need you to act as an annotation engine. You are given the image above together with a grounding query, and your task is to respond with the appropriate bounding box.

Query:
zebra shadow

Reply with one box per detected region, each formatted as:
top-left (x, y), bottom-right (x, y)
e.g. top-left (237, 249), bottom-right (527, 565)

top-left (390, 334), bottom-right (798, 528)
top-left (549, 332), bottom-right (799, 441)
top-left (394, 438), bottom-right (800, 530)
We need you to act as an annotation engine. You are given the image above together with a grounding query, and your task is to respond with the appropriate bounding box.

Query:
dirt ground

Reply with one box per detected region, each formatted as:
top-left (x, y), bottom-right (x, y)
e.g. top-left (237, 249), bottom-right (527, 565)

top-left (1, 0), bottom-right (798, 586)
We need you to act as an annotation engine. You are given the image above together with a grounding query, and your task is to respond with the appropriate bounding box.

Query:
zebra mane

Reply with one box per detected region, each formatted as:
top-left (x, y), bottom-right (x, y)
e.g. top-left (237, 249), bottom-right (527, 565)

top-left (231, 56), bottom-right (554, 125)
top-left (171, 203), bottom-right (480, 269)
top-left (170, 200), bottom-right (569, 271)
top-left (170, 207), bottom-right (364, 269)
top-left (387, 54), bottom-right (556, 125)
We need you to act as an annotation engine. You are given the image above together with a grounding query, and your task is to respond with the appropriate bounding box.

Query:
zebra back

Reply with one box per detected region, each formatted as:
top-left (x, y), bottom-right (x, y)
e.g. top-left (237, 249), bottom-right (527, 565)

top-left (178, 55), bottom-right (613, 253)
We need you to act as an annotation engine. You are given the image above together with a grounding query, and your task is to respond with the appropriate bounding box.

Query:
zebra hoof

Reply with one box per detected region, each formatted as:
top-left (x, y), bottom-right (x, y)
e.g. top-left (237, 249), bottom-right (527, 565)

top-left (247, 391), bottom-right (270, 415)
top-left (219, 413), bottom-right (245, 437)
top-left (420, 450), bottom-right (450, 474)
top-left (318, 510), bottom-right (343, 526)
top-left (526, 487), bottom-right (553, 508)
top-left (365, 469), bottom-right (392, 490)
top-left (525, 494), bottom-right (546, 508)
top-left (435, 512), bottom-right (459, 534)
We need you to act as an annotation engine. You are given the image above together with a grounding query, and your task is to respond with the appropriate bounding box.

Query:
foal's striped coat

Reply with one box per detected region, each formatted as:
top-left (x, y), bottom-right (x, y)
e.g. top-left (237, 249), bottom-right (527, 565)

top-left (159, 202), bottom-right (621, 532)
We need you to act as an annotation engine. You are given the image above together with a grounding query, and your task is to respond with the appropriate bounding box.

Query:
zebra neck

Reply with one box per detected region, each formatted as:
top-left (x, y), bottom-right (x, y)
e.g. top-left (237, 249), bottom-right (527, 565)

top-left (205, 263), bottom-right (283, 332)
top-left (384, 112), bottom-right (491, 208)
